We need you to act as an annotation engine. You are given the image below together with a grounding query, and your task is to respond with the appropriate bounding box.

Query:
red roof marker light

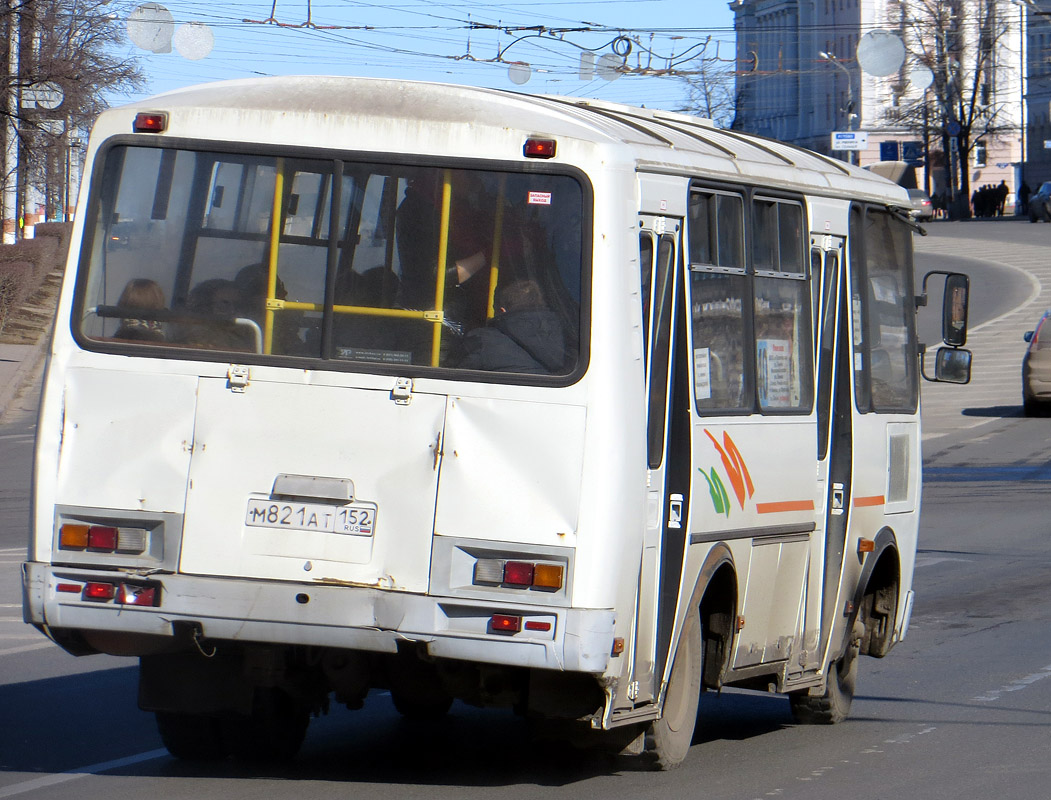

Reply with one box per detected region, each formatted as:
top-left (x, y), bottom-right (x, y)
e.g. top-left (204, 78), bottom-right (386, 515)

top-left (524, 138), bottom-right (556, 159)
top-left (134, 112), bottom-right (168, 133)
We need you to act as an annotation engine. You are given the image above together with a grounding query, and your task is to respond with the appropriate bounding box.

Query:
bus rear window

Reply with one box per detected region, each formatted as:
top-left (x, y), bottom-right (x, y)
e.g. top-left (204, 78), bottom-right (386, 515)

top-left (76, 146), bottom-right (585, 378)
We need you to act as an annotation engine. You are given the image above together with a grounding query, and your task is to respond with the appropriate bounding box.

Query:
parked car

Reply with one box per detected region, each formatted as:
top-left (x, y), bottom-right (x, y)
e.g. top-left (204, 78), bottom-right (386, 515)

top-left (1028, 182), bottom-right (1051, 222)
top-left (906, 188), bottom-right (933, 221)
top-left (1022, 310), bottom-right (1051, 415)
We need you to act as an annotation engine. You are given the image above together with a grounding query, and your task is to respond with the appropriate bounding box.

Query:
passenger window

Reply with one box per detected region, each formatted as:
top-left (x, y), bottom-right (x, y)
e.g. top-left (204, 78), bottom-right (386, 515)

top-left (754, 276), bottom-right (813, 412)
top-left (690, 271), bottom-right (749, 412)
top-left (753, 197), bottom-right (804, 274)
top-left (689, 190), bottom-right (744, 270)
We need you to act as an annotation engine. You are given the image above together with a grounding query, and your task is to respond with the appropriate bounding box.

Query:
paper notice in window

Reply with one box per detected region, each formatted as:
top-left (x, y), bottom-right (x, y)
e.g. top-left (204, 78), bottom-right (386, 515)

top-left (757, 338), bottom-right (792, 407)
top-left (694, 347), bottom-right (712, 400)
top-left (528, 191), bottom-right (552, 205)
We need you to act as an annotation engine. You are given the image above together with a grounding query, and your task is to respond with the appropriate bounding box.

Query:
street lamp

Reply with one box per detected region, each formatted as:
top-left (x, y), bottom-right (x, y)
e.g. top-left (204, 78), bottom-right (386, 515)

top-left (820, 51), bottom-right (857, 164)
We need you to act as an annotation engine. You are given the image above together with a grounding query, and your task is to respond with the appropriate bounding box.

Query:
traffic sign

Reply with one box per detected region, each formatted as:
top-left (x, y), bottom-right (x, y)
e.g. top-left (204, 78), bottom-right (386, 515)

top-left (831, 131), bottom-right (868, 151)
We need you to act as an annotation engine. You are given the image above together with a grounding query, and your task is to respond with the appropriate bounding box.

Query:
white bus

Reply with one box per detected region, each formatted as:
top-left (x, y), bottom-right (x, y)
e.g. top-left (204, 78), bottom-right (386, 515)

top-left (22, 77), bottom-right (970, 768)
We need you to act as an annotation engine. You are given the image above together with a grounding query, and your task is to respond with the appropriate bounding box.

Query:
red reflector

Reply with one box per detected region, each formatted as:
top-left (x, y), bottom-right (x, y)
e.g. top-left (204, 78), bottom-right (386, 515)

top-left (524, 620), bottom-right (551, 632)
top-left (524, 138), bottom-right (556, 159)
top-left (503, 561), bottom-right (534, 587)
top-left (56, 583), bottom-right (81, 593)
top-left (490, 614), bottom-right (521, 633)
top-left (83, 582), bottom-right (117, 601)
top-left (134, 112), bottom-right (168, 133)
top-left (87, 526), bottom-right (118, 551)
top-left (118, 584), bottom-right (158, 606)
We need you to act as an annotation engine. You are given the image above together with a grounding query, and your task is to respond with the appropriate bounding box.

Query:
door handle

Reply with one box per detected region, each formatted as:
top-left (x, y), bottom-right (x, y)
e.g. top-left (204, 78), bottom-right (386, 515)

top-left (668, 493), bottom-right (684, 529)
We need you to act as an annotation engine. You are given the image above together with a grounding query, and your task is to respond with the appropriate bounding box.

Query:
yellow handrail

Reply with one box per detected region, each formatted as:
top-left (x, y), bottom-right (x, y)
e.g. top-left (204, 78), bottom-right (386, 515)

top-left (263, 159), bottom-right (285, 355)
top-left (430, 170), bottom-right (453, 366)
top-left (486, 175), bottom-right (506, 319)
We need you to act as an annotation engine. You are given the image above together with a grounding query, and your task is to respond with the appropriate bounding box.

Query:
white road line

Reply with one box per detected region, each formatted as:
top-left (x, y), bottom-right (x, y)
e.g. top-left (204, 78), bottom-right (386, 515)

top-left (0, 749), bottom-right (168, 798)
top-left (914, 556), bottom-right (972, 568)
top-left (972, 663), bottom-right (1051, 703)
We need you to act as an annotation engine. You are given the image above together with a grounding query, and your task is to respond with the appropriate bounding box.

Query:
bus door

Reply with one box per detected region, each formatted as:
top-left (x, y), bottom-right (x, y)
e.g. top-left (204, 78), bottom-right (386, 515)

top-left (628, 215), bottom-right (691, 708)
top-left (812, 234), bottom-right (853, 665)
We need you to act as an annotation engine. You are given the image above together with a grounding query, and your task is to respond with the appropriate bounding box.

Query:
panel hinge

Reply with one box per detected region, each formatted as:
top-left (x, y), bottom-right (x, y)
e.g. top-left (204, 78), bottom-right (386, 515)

top-left (391, 377), bottom-right (413, 405)
top-left (227, 364), bottom-right (250, 393)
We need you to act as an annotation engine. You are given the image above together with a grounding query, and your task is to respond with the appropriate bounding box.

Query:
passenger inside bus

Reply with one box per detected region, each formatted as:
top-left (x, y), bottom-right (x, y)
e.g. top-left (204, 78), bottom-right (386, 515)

top-left (113, 278), bottom-right (166, 342)
top-left (456, 279), bottom-right (567, 374)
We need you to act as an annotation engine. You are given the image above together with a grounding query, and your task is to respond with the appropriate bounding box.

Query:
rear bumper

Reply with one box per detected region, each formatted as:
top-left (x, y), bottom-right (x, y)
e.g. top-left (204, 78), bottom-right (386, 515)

top-left (22, 561), bottom-right (614, 674)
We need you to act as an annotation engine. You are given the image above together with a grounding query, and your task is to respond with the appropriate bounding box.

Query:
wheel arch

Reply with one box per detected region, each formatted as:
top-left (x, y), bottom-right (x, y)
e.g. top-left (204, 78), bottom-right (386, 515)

top-left (688, 543), bottom-right (737, 690)
top-left (852, 526), bottom-right (901, 658)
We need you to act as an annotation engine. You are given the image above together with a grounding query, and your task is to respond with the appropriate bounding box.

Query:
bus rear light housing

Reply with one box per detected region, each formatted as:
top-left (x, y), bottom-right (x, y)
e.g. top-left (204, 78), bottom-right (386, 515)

top-left (77, 580), bottom-right (160, 606)
top-left (473, 558), bottom-right (564, 591)
top-left (524, 138), bottom-right (556, 158)
top-left (59, 523), bottom-right (147, 554)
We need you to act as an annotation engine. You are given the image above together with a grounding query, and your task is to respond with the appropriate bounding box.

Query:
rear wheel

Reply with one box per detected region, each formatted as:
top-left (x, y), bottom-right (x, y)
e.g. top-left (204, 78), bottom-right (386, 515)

top-left (155, 712), bottom-right (228, 761)
top-left (789, 621), bottom-right (861, 725)
top-left (222, 688), bottom-right (310, 762)
top-left (643, 606), bottom-right (702, 770)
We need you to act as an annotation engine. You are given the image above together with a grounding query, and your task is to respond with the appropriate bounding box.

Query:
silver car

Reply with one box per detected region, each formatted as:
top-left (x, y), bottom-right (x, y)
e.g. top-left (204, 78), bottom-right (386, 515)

top-left (1023, 310), bottom-right (1051, 415)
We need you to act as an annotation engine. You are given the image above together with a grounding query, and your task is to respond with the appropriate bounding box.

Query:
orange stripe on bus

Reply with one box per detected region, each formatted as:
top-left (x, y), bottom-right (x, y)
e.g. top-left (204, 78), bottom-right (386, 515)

top-left (755, 500), bottom-right (815, 514)
top-left (853, 495), bottom-right (886, 508)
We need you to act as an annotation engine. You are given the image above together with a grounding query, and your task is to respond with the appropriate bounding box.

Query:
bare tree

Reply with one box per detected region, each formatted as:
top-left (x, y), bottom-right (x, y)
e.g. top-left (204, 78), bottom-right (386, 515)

top-left (675, 56), bottom-right (738, 128)
top-left (2, 0), bottom-right (145, 229)
top-left (889, 0), bottom-right (1015, 218)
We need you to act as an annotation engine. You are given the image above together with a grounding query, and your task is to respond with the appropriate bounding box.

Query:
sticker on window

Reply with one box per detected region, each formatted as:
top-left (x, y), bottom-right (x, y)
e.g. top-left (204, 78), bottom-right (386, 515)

top-left (694, 347), bottom-right (712, 401)
top-left (528, 191), bottom-right (552, 205)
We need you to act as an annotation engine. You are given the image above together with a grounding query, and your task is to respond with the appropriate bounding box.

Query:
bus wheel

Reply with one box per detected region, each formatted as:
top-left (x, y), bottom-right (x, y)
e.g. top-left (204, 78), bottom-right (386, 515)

top-left (155, 712), bottom-right (228, 760)
top-left (391, 689), bottom-right (454, 720)
top-left (643, 606), bottom-right (702, 770)
top-left (789, 622), bottom-right (862, 725)
top-left (223, 688), bottom-right (310, 762)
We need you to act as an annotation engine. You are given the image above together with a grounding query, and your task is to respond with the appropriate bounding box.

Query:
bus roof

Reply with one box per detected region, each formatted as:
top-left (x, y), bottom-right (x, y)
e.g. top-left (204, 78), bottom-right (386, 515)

top-left (110, 76), bottom-right (906, 205)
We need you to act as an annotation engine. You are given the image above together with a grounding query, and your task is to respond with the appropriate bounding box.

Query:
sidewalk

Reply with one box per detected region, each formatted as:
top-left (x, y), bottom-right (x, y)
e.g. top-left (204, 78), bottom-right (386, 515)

top-left (0, 338), bottom-right (47, 424)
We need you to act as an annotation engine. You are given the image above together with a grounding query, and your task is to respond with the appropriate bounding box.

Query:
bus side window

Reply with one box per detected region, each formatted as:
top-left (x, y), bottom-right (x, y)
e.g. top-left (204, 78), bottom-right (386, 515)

top-left (688, 187), bottom-right (749, 413)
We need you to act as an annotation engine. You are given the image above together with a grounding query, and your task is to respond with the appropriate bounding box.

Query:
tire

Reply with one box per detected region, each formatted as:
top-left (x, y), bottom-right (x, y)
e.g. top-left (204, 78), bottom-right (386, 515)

top-left (155, 712), bottom-right (229, 761)
top-left (222, 688), bottom-right (310, 763)
top-left (391, 690), bottom-right (453, 720)
top-left (643, 606), bottom-right (703, 770)
top-left (789, 621), bottom-right (861, 725)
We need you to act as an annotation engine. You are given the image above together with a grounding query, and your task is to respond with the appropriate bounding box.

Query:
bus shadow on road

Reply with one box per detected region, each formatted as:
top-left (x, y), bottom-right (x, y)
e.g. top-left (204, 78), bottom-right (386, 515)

top-left (960, 405), bottom-right (1024, 417)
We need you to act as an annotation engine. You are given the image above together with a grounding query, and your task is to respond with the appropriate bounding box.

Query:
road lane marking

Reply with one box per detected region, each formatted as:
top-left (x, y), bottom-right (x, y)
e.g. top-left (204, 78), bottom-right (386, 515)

top-left (914, 556), bottom-right (972, 568)
top-left (0, 749), bottom-right (169, 798)
top-left (972, 663), bottom-right (1051, 703)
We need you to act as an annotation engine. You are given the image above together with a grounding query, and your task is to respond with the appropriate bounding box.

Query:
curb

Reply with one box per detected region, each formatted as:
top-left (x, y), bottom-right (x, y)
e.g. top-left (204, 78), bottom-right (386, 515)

top-left (0, 332), bottom-right (49, 421)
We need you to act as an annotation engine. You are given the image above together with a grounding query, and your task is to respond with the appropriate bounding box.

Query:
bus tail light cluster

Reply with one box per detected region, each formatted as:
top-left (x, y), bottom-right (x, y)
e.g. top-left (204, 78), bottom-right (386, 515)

top-left (58, 580), bottom-right (160, 607)
top-left (489, 614), bottom-right (553, 634)
top-left (473, 559), bottom-right (564, 591)
top-left (59, 523), bottom-right (147, 554)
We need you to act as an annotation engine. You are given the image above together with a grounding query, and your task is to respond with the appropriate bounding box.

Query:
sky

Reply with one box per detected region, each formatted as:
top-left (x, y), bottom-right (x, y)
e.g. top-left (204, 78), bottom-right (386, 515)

top-left (115, 0), bottom-right (737, 114)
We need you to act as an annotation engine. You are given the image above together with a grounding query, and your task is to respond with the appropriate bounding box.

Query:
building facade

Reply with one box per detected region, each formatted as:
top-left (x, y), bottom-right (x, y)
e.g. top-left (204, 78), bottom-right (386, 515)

top-left (731, 0), bottom-right (1026, 212)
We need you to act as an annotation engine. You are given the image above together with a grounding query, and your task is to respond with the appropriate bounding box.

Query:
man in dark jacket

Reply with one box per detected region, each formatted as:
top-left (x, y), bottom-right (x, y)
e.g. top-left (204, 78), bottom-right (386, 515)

top-left (457, 279), bottom-right (567, 374)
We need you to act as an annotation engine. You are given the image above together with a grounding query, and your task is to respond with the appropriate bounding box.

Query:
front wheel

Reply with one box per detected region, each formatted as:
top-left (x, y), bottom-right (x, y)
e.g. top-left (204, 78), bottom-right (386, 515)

top-left (789, 622), bottom-right (861, 725)
top-left (642, 606), bottom-right (702, 769)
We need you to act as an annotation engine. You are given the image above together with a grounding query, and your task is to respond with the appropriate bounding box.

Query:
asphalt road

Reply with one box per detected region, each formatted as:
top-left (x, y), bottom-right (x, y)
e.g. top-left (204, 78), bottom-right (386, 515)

top-left (2, 219), bottom-right (1051, 799)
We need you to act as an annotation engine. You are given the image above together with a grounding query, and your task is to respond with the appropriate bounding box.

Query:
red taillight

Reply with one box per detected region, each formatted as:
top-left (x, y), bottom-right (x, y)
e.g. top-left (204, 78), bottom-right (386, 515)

top-left (524, 620), bottom-right (551, 632)
top-left (87, 526), bottom-right (119, 551)
top-left (83, 582), bottom-right (117, 601)
top-left (524, 138), bottom-right (556, 159)
top-left (490, 614), bottom-right (521, 633)
top-left (503, 561), bottom-right (534, 587)
top-left (134, 111), bottom-right (168, 133)
top-left (56, 583), bottom-right (81, 593)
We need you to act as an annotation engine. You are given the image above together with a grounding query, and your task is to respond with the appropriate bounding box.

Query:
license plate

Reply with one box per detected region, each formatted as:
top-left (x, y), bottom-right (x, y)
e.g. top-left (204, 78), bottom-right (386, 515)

top-left (245, 498), bottom-right (376, 536)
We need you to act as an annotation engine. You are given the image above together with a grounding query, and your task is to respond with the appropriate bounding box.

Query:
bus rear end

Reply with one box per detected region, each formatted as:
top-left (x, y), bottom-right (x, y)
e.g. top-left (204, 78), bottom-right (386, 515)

top-left (22, 85), bottom-right (635, 760)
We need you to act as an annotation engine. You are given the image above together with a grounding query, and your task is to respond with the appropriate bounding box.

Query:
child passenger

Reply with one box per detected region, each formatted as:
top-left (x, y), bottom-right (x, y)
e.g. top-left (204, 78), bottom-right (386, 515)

top-left (115, 278), bottom-right (166, 342)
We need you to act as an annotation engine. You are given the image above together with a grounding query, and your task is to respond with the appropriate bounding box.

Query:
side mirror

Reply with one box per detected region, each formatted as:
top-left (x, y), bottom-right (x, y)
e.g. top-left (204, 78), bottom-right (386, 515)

top-left (933, 346), bottom-right (971, 384)
top-left (942, 273), bottom-right (969, 347)
top-left (1024, 330), bottom-right (1035, 343)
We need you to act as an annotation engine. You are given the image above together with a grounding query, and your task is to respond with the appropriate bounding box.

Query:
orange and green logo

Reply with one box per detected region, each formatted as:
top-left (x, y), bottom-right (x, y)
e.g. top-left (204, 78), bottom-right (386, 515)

top-left (699, 430), bottom-right (754, 517)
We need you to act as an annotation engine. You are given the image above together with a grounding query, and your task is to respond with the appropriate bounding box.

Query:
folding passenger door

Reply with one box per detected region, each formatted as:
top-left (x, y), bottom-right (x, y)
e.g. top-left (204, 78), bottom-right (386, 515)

top-left (629, 214), bottom-right (692, 708)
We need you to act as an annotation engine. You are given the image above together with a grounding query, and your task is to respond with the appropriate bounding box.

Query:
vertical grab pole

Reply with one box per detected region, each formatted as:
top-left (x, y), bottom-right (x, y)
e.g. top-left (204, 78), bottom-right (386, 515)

top-left (486, 175), bottom-right (506, 319)
top-left (431, 170), bottom-right (453, 366)
top-left (264, 158), bottom-right (286, 355)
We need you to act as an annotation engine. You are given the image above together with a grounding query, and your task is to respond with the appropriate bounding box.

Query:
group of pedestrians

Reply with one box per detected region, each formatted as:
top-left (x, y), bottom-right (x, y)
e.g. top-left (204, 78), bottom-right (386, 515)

top-left (971, 180), bottom-right (1012, 218)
